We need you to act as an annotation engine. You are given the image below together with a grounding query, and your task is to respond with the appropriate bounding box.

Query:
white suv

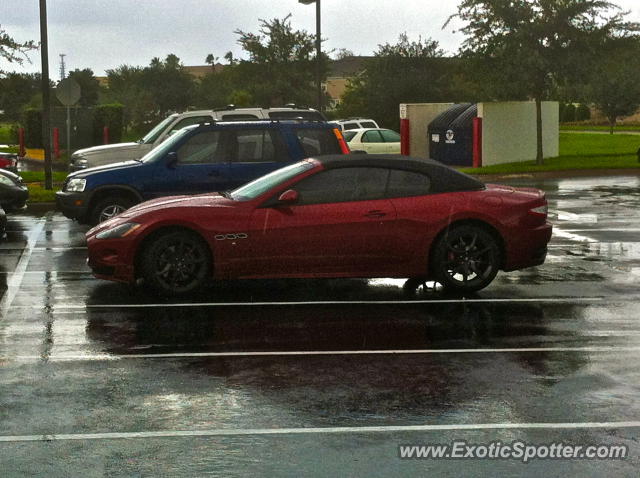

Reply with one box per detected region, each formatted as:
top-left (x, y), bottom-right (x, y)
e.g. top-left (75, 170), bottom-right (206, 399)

top-left (69, 106), bottom-right (326, 171)
top-left (335, 118), bottom-right (379, 131)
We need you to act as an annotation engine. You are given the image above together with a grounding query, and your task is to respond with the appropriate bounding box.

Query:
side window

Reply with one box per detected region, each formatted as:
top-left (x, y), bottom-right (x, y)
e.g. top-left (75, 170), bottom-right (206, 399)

top-left (176, 131), bottom-right (224, 164)
top-left (386, 170), bottom-right (431, 198)
top-left (362, 130), bottom-right (383, 143)
top-left (342, 122), bottom-right (360, 130)
top-left (295, 128), bottom-right (342, 156)
top-left (380, 130), bottom-right (401, 142)
top-left (235, 129), bottom-right (283, 163)
top-left (360, 121), bottom-right (377, 129)
top-left (293, 167), bottom-right (389, 205)
top-left (168, 116), bottom-right (212, 135)
top-left (343, 131), bottom-right (358, 142)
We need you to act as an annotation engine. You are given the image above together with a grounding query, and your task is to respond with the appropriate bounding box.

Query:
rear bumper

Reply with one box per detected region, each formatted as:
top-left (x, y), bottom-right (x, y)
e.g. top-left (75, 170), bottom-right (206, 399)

top-left (503, 222), bottom-right (553, 271)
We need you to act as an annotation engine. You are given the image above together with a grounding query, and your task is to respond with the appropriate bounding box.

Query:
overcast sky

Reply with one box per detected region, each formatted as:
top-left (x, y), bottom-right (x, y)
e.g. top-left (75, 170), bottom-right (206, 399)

top-left (2, 0), bottom-right (640, 78)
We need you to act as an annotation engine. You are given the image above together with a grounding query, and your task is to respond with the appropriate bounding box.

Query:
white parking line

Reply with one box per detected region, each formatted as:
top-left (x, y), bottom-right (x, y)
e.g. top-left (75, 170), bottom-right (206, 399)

top-left (1, 421), bottom-right (639, 442)
top-left (3, 297), bottom-right (608, 310)
top-left (9, 345), bottom-right (640, 362)
top-left (0, 217), bottom-right (46, 314)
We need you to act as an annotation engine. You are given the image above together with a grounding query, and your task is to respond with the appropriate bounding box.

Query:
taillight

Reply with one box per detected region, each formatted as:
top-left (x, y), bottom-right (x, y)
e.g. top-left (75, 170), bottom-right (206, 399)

top-left (333, 128), bottom-right (350, 154)
top-left (529, 203), bottom-right (548, 217)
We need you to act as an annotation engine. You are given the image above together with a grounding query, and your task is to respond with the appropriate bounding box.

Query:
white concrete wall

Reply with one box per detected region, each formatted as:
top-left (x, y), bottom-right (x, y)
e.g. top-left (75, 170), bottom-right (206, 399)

top-left (401, 103), bottom-right (453, 158)
top-left (478, 101), bottom-right (559, 166)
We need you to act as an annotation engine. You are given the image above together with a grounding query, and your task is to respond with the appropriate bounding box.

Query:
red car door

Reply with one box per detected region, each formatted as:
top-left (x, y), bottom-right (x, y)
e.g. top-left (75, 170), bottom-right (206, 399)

top-left (234, 167), bottom-right (399, 278)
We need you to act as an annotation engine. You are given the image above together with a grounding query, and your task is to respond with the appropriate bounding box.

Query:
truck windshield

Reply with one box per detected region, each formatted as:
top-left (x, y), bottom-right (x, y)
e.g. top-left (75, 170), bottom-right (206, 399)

top-left (140, 115), bottom-right (176, 144)
top-left (229, 161), bottom-right (315, 201)
top-left (139, 127), bottom-right (193, 163)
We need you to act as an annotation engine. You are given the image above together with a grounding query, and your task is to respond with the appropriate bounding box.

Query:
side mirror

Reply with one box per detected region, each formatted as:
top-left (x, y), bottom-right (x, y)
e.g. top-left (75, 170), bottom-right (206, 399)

top-left (277, 189), bottom-right (299, 204)
top-left (166, 151), bottom-right (178, 169)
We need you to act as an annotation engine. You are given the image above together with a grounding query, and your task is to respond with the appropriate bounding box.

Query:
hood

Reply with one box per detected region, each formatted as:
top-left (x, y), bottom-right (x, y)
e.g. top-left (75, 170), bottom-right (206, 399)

top-left (121, 193), bottom-right (233, 217)
top-left (67, 160), bottom-right (142, 179)
top-left (73, 142), bottom-right (142, 157)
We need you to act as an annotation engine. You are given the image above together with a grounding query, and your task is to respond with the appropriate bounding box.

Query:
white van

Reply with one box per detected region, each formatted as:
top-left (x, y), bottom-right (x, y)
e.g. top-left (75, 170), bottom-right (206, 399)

top-left (334, 118), bottom-right (380, 131)
top-left (69, 106), bottom-right (325, 171)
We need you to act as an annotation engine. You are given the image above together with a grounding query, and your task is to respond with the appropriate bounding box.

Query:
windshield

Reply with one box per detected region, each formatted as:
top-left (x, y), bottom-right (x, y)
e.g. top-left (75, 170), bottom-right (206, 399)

top-left (229, 160), bottom-right (315, 201)
top-left (140, 115), bottom-right (177, 144)
top-left (139, 127), bottom-right (193, 163)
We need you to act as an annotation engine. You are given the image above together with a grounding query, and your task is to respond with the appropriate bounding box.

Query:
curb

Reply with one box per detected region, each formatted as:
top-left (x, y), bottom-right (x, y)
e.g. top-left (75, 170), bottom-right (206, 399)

top-left (470, 168), bottom-right (640, 182)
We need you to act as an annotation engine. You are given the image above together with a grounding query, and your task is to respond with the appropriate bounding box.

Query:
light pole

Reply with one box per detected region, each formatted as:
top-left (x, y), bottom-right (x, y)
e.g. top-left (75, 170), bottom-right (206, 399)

top-left (299, 0), bottom-right (322, 112)
top-left (39, 0), bottom-right (52, 190)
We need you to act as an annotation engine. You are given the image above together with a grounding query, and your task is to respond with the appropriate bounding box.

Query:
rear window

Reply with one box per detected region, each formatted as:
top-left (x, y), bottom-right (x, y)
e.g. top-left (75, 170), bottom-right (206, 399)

top-left (294, 128), bottom-right (342, 156)
top-left (220, 114), bottom-right (260, 121)
top-left (269, 111), bottom-right (325, 121)
top-left (343, 131), bottom-right (358, 142)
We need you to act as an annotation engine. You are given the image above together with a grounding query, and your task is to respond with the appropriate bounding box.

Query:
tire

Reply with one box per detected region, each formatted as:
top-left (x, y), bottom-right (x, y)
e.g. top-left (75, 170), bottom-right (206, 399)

top-left (140, 230), bottom-right (211, 296)
top-left (431, 224), bottom-right (501, 293)
top-left (90, 195), bottom-right (135, 225)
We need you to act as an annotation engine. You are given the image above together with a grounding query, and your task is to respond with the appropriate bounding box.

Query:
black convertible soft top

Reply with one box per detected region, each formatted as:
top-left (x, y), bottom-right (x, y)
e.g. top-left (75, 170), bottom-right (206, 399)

top-left (314, 154), bottom-right (485, 193)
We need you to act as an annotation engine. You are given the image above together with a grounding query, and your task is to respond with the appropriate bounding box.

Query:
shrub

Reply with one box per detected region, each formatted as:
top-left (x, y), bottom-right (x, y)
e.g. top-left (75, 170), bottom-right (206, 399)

top-left (562, 103), bottom-right (576, 123)
top-left (93, 103), bottom-right (124, 144)
top-left (576, 104), bottom-right (591, 121)
top-left (23, 108), bottom-right (43, 148)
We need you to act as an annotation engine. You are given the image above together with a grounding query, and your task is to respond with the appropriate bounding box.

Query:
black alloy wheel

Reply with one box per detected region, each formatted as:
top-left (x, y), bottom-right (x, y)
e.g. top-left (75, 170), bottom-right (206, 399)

top-left (140, 231), bottom-right (211, 296)
top-left (432, 225), bottom-right (501, 293)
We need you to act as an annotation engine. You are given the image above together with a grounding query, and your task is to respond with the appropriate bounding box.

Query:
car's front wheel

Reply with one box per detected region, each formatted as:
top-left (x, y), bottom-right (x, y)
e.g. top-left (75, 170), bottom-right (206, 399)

top-left (140, 230), bottom-right (211, 296)
top-left (431, 224), bottom-right (501, 293)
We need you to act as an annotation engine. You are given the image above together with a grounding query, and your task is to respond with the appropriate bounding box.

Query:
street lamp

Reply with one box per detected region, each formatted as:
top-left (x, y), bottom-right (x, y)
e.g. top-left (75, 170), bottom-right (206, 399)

top-left (299, 0), bottom-right (322, 112)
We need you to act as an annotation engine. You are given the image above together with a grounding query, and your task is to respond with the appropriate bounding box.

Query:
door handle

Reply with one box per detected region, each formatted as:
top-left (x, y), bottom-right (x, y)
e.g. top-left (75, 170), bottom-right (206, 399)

top-left (364, 210), bottom-right (386, 218)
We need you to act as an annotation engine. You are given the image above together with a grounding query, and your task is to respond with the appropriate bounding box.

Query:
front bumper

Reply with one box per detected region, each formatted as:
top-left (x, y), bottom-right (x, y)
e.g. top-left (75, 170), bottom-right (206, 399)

top-left (56, 191), bottom-right (90, 221)
top-left (86, 233), bottom-right (137, 284)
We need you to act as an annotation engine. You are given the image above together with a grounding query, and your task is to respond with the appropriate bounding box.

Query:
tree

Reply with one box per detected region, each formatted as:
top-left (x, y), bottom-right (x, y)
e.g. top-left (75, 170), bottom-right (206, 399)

top-left (588, 39), bottom-right (640, 133)
top-left (0, 26), bottom-right (37, 74)
top-left (205, 53), bottom-right (218, 72)
top-left (139, 54), bottom-right (196, 117)
top-left (336, 34), bottom-right (471, 130)
top-left (0, 72), bottom-right (40, 121)
top-left (66, 68), bottom-right (101, 107)
top-left (447, 0), bottom-right (639, 164)
top-left (234, 15), bottom-right (324, 106)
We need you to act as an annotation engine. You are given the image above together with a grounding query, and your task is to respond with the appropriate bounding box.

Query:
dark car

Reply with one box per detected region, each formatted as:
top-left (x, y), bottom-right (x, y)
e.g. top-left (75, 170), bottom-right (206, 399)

top-left (57, 120), bottom-right (350, 225)
top-left (0, 152), bottom-right (19, 173)
top-left (0, 168), bottom-right (29, 212)
top-left (86, 155), bottom-right (552, 296)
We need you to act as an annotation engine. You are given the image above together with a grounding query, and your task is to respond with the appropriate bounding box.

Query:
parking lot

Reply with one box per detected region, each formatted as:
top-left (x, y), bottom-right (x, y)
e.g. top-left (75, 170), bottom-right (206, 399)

top-left (1, 174), bottom-right (639, 476)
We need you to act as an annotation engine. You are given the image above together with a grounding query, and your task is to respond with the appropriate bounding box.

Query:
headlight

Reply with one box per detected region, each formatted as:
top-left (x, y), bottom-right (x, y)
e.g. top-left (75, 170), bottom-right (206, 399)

top-left (95, 222), bottom-right (141, 239)
top-left (66, 178), bottom-right (86, 192)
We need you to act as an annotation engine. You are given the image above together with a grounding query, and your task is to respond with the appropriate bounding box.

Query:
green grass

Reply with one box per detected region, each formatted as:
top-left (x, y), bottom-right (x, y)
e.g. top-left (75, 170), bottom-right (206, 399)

top-left (19, 171), bottom-right (68, 183)
top-left (27, 184), bottom-right (59, 202)
top-left (462, 132), bottom-right (640, 175)
top-left (0, 146), bottom-right (18, 154)
top-left (560, 124), bottom-right (640, 132)
top-left (0, 123), bottom-right (14, 144)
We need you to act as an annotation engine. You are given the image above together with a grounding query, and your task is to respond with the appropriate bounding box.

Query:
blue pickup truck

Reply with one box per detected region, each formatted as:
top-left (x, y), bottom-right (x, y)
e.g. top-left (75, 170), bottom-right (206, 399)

top-left (56, 120), bottom-right (350, 224)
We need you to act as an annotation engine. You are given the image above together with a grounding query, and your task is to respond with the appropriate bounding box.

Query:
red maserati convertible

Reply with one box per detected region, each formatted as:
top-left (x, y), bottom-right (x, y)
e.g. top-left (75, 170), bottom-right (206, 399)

top-left (86, 155), bottom-right (552, 296)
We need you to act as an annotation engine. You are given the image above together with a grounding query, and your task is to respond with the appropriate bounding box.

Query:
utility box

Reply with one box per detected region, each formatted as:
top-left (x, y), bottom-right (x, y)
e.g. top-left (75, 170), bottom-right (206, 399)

top-left (428, 103), bottom-right (477, 166)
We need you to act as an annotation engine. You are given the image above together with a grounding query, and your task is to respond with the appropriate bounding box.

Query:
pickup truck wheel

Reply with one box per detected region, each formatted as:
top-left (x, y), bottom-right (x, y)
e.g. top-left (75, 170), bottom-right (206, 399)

top-left (90, 196), bottom-right (135, 225)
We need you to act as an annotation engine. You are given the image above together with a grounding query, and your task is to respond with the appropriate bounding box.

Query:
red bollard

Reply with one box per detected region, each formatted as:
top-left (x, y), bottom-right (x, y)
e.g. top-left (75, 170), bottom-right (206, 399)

top-left (18, 128), bottom-right (26, 157)
top-left (400, 118), bottom-right (410, 156)
top-left (53, 127), bottom-right (60, 160)
top-left (103, 126), bottom-right (109, 145)
top-left (472, 117), bottom-right (483, 168)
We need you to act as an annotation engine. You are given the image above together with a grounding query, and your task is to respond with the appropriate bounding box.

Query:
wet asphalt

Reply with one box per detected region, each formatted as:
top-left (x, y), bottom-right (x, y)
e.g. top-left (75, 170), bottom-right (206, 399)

top-left (1, 175), bottom-right (639, 477)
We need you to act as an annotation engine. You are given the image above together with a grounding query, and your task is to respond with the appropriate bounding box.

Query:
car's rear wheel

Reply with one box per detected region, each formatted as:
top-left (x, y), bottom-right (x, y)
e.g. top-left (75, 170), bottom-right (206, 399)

top-left (91, 196), bottom-right (135, 225)
top-left (431, 224), bottom-right (501, 293)
top-left (140, 230), bottom-right (211, 296)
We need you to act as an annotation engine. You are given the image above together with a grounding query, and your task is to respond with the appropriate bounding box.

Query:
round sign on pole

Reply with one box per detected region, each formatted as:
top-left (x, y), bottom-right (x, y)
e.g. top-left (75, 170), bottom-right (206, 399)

top-left (56, 77), bottom-right (81, 106)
